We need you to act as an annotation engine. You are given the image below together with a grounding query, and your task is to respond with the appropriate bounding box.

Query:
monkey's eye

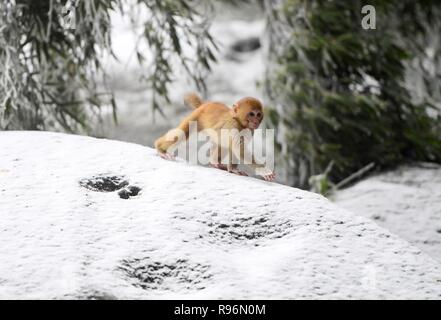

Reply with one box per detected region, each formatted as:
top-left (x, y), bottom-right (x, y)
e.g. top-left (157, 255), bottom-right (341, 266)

top-left (248, 111), bottom-right (262, 118)
top-left (249, 111), bottom-right (262, 118)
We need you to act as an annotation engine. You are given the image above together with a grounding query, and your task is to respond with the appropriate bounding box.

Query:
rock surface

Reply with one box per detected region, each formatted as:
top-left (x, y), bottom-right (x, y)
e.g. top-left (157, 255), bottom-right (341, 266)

top-left (1, 131), bottom-right (440, 299)
top-left (334, 163), bottom-right (441, 263)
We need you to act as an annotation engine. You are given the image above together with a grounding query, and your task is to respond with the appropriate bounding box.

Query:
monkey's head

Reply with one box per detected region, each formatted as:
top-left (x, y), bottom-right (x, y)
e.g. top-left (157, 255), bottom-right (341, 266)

top-left (232, 97), bottom-right (264, 130)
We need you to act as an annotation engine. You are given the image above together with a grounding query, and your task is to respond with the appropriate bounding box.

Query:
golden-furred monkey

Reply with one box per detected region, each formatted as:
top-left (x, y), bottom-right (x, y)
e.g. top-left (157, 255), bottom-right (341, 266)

top-left (154, 93), bottom-right (275, 181)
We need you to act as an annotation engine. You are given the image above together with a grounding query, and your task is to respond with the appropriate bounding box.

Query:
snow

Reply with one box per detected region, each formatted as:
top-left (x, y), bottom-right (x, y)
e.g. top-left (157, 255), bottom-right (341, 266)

top-left (333, 163), bottom-right (441, 263)
top-left (1, 131), bottom-right (441, 299)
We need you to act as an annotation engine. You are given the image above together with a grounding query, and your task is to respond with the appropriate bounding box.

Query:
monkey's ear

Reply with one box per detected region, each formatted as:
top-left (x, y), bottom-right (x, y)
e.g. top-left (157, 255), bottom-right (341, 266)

top-left (233, 104), bottom-right (239, 113)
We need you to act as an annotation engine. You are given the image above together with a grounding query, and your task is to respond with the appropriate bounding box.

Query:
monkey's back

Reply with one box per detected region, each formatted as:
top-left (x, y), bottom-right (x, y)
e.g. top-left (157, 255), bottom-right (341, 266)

top-left (196, 102), bottom-right (231, 129)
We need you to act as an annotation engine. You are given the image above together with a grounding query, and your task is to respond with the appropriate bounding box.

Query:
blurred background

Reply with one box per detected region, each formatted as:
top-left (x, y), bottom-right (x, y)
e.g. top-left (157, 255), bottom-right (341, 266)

top-left (1, 0), bottom-right (441, 191)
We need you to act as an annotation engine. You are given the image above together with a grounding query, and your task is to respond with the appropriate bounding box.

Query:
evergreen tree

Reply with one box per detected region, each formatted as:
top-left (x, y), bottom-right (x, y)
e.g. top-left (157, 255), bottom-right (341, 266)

top-left (0, 0), bottom-right (218, 132)
top-left (264, 0), bottom-right (441, 190)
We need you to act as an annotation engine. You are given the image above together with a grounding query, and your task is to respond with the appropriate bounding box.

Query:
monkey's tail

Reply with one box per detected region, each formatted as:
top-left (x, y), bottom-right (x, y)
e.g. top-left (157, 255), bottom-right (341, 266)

top-left (184, 93), bottom-right (203, 109)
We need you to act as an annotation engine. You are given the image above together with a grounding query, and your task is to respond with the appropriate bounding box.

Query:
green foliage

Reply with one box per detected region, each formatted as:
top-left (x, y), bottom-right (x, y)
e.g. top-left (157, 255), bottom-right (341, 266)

top-left (138, 0), bottom-right (219, 115)
top-left (0, 0), bottom-right (116, 131)
top-left (265, 0), bottom-right (441, 189)
top-left (0, 0), bottom-right (219, 132)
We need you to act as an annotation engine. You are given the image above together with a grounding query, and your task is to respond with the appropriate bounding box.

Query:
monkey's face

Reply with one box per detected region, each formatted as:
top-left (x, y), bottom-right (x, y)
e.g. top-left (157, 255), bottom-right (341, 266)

top-left (246, 109), bottom-right (263, 129)
top-left (233, 97), bottom-right (264, 130)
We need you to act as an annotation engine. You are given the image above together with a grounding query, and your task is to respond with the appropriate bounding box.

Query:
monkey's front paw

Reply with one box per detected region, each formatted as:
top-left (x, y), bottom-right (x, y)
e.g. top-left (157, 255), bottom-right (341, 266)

top-left (158, 152), bottom-right (175, 161)
top-left (263, 172), bottom-right (276, 181)
top-left (255, 167), bottom-right (276, 182)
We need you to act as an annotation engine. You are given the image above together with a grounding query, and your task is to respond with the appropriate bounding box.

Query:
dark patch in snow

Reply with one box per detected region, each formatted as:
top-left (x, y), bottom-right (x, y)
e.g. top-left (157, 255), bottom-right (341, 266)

top-left (118, 189), bottom-right (131, 199)
top-left (194, 213), bottom-right (293, 243)
top-left (67, 289), bottom-right (117, 300)
top-left (118, 185), bottom-right (142, 199)
top-left (372, 214), bottom-right (385, 221)
top-left (79, 175), bottom-right (129, 192)
top-left (231, 37), bottom-right (261, 53)
top-left (127, 186), bottom-right (141, 196)
top-left (118, 258), bottom-right (211, 291)
top-left (80, 175), bottom-right (142, 199)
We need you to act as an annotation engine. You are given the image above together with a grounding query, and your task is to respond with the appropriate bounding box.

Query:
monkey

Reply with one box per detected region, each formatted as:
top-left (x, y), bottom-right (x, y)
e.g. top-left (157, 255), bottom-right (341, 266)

top-left (154, 93), bottom-right (276, 181)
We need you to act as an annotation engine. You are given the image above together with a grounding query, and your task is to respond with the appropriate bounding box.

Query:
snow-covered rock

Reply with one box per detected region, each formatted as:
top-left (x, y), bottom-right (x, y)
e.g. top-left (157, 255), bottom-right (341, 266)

top-left (334, 163), bottom-right (441, 263)
top-left (1, 131), bottom-right (441, 299)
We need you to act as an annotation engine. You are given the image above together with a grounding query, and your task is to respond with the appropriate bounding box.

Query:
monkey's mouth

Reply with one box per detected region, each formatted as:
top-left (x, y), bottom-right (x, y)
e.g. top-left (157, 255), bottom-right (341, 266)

top-left (248, 122), bottom-right (259, 129)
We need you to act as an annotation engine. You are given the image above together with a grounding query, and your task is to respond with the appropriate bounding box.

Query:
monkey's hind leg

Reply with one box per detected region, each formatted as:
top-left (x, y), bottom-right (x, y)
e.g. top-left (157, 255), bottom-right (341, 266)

top-left (212, 151), bottom-right (247, 176)
top-left (228, 167), bottom-right (248, 176)
top-left (208, 144), bottom-right (227, 170)
top-left (154, 135), bottom-right (176, 160)
top-left (154, 113), bottom-right (196, 160)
